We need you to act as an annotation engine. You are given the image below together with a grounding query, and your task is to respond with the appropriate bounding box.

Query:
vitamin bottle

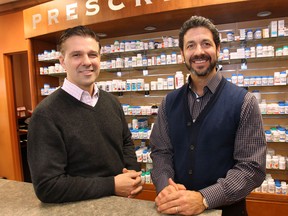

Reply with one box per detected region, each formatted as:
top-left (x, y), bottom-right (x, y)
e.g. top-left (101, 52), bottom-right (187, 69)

top-left (261, 180), bottom-right (268, 193)
top-left (266, 154), bottom-right (272, 169)
top-left (175, 71), bottom-right (184, 89)
top-left (279, 157), bottom-right (286, 170)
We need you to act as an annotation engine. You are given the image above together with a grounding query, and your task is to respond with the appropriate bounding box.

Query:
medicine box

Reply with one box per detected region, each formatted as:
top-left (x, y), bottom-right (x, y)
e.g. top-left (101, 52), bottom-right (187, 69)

top-left (270, 21), bottom-right (278, 37)
top-left (278, 20), bottom-right (285, 36)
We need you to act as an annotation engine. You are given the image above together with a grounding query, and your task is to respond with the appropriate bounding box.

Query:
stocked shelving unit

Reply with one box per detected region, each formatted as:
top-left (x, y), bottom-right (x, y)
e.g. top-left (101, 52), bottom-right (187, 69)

top-left (30, 17), bottom-right (288, 214)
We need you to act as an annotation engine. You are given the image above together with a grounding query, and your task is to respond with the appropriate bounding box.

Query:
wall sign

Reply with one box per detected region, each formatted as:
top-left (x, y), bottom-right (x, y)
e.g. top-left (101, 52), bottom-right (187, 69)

top-left (23, 0), bottom-right (242, 38)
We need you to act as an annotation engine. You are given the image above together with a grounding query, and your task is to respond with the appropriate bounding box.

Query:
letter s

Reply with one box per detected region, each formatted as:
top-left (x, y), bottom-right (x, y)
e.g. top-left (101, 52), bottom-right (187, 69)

top-left (86, 0), bottom-right (100, 16)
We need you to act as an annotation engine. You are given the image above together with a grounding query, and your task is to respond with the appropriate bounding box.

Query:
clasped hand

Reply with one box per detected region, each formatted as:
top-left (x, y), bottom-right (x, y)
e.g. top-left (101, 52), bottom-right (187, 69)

top-left (155, 178), bottom-right (206, 215)
top-left (114, 168), bottom-right (143, 198)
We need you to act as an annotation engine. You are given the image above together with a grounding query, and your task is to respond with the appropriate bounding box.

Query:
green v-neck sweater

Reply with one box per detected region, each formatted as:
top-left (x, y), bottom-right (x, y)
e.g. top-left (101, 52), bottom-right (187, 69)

top-left (28, 88), bottom-right (140, 203)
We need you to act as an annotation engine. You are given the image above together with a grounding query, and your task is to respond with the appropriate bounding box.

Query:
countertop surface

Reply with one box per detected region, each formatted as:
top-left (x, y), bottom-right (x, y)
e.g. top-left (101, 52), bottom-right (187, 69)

top-left (0, 179), bottom-right (221, 216)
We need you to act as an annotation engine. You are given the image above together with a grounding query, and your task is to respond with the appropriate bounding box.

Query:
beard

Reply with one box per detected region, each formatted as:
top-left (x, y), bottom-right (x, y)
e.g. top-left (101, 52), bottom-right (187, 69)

top-left (184, 54), bottom-right (217, 77)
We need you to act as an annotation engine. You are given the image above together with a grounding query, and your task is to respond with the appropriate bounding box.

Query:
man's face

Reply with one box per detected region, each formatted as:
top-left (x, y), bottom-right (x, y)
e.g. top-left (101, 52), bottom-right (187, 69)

top-left (59, 36), bottom-right (101, 92)
top-left (181, 27), bottom-right (219, 77)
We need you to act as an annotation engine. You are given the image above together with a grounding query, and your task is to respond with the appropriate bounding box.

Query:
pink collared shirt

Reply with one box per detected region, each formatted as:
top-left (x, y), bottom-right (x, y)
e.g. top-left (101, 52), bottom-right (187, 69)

top-left (61, 78), bottom-right (99, 107)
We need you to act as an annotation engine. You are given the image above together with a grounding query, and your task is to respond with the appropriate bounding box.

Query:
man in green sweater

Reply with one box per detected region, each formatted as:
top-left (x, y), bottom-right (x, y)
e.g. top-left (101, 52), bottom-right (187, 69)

top-left (27, 26), bottom-right (142, 203)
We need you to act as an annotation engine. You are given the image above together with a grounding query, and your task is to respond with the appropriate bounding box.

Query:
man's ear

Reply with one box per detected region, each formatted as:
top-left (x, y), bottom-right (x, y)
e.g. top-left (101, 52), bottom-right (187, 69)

top-left (180, 50), bottom-right (185, 63)
top-left (216, 46), bottom-right (221, 59)
top-left (58, 54), bottom-right (66, 70)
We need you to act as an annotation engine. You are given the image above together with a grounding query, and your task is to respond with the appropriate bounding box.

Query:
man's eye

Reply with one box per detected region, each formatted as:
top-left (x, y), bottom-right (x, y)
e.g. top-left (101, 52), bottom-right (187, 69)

top-left (187, 44), bottom-right (194, 49)
top-left (203, 42), bottom-right (211, 47)
top-left (90, 54), bottom-right (98, 58)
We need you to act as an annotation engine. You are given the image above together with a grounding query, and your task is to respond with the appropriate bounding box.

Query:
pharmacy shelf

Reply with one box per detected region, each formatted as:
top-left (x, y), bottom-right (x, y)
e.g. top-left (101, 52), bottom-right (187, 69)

top-left (101, 62), bottom-right (182, 72)
top-left (101, 46), bottom-right (180, 58)
top-left (219, 55), bottom-right (288, 65)
top-left (134, 183), bottom-right (156, 201)
top-left (40, 72), bottom-right (66, 77)
top-left (38, 59), bottom-right (59, 63)
top-left (221, 36), bottom-right (288, 48)
top-left (248, 192), bottom-right (288, 202)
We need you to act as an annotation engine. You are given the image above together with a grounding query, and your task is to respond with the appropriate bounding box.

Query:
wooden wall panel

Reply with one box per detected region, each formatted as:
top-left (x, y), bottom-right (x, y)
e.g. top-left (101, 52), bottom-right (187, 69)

top-left (0, 11), bottom-right (28, 181)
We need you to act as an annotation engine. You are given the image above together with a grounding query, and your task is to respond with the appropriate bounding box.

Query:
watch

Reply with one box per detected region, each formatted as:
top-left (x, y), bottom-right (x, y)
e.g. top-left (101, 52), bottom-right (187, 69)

top-left (203, 197), bottom-right (209, 209)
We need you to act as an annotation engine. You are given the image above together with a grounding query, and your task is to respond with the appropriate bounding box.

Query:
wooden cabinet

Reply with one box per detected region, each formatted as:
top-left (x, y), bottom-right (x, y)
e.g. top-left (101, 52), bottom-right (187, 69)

top-left (247, 193), bottom-right (288, 216)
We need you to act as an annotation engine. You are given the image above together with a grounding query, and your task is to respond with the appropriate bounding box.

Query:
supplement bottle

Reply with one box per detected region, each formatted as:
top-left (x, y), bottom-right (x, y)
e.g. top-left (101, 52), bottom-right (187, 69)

top-left (175, 71), bottom-right (184, 89)
top-left (246, 29), bottom-right (253, 40)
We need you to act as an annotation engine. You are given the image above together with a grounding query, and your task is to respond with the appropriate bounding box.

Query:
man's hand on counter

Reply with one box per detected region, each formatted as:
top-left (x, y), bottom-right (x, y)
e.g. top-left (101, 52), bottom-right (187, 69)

top-left (155, 178), bottom-right (206, 215)
top-left (114, 168), bottom-right (143, 198)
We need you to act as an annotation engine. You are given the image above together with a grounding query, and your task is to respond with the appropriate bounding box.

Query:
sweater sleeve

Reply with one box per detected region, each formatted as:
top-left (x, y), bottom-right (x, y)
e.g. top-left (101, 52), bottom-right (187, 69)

top-left (27, 111), bottom-right (115, 203)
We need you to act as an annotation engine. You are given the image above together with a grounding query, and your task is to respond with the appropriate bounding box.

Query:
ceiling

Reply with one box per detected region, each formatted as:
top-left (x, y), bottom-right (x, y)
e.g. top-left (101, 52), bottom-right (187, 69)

top-left (1, 0), bottom-right (288, 42)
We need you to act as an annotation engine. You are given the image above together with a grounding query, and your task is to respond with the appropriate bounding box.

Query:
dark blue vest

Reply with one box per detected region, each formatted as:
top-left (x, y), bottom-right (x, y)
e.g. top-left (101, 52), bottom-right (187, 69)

top-left (165, 77), bottom-right (247, 190)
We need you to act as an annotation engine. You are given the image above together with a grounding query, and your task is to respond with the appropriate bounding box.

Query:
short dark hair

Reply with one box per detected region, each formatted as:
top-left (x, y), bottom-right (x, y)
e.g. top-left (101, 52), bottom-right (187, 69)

top-left (179, 16), bottom-right (220, 51)
top-left (58, 25), bottom-right (101, 54)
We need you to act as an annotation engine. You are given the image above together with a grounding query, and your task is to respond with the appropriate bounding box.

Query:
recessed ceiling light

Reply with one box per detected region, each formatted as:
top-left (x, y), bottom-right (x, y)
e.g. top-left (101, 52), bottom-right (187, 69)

top-left (96, 33), bottom-right (107, 37)
top-left (257, 11), bottom-right (272, 17)
top-left (144, 26), bottom-right (157, 31)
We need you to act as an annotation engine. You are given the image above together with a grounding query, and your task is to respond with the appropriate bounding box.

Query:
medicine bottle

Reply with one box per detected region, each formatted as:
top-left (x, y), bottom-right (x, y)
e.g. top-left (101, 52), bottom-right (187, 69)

top-left (283, 46), bottom-right (288, 55)
top-left (278, 127), bottom-right (286, 141)
top-left (254, 29), bottom-right (262, 39)
top-left (244, 48), bottom-right (250, 58)
top-left (261, 180), bottom-right (268, 193)
top-left (272, 156), bottom-right (279, 169)
top-left (251, 90), bottom-right (261, 103)
top-left (114, 40), bottom-right (120, 52)
top-left (141, 172), bottom-right (146, 183)
top-left (226, 31), bottom-right (234, 41)
top-left (276, 48), bottom-right (283, 56)
top-left (268, 179), bottom-right (275, 193)
top-left (256, 44), bottom-right (263, 57)
top-left (266, 154), bottom-right (272, 169)
top-left (231, 74), bottom-right (237, 85)
top-left (280, 71), bottom-right (287, 85)
top-left (259, 99), bottom-right (267, 114)
top-left (275, 182), bottom-right (282, 194)
top-left (223, 48), bottom-right (229, 60)
top-left (142, 150), bottom-right (148, 163)
top-left (281, 182), bottom-right (287, 195)
top-left (261, 76), bottom-right (268, 86)
top-left (171, 52), bottom-right (177, 64)
top-left (246, 29), bottom-right (253, 40)
top-left (279, 157), bottom-right (286, 170)
top-left (175, 71), bottom-right (184, 89)
top-left (160, 53), bottom-right (166, 65)
top-left (167, 76), bottom-right (174, 89)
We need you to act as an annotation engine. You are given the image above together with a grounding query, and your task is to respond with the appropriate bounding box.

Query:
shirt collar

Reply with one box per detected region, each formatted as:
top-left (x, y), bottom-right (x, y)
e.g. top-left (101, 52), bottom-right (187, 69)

top-left (188, 68), bottom-right (222, 95)
top-left (61, 78), bottom-right (99, 101)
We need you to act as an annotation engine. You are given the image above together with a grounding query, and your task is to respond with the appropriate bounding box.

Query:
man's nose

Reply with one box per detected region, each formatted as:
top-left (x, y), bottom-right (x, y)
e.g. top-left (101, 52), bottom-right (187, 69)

top-left (82, 55), bottom-right (91, 65)
top-left (194, 44), bottom-right (205, 54)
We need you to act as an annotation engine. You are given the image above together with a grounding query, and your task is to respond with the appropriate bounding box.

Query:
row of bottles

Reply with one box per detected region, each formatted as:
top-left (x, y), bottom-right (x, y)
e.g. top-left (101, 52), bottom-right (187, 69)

top-left (226, 70), bottom-right (288, 87)
top-left (101, 36), bottom-right (179, 54)
top-left (100, 52), bottom-right (182, 70)
top-left (265, 126), bottom-right (288, 142)
top-left (254, 174), bottom-right (287, 195)
top-left (97, 71), bottom-right (185, 92)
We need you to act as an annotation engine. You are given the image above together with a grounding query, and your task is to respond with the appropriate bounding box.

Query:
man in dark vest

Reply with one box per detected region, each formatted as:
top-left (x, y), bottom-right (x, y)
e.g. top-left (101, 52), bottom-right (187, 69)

top-left (150, 16), bottom-right (266, 216)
